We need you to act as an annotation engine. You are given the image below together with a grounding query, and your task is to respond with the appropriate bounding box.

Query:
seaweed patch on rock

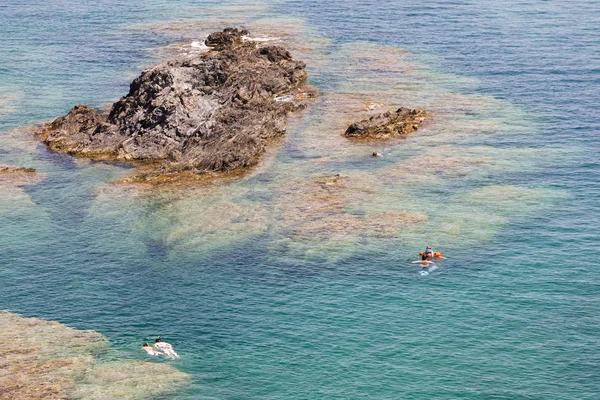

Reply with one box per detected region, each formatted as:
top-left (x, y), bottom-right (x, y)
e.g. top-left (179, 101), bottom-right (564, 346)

top-left (37, 28), bottom-right (315, 182)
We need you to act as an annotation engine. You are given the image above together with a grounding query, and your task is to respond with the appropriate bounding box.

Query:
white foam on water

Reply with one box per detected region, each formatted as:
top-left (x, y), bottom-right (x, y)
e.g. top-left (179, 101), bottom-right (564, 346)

top-left (191, 40), bottom-right (208, 50)
top-left (243, 35), bottom-right (278, 42)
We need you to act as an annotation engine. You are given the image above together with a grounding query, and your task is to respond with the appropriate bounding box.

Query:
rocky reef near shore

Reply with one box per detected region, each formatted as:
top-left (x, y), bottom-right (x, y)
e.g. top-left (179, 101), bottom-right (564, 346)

top-left (0, 164), bottom-right (44, 186)
top-left (344, 107), bottom-right (426, 139)
top-left (37, 28), bottom-right (313, 181)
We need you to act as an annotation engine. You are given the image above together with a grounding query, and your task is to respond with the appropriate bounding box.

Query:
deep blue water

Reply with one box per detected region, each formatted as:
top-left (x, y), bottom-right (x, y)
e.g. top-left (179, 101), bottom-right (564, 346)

top-left (1, 0), bottom-right (599, 398)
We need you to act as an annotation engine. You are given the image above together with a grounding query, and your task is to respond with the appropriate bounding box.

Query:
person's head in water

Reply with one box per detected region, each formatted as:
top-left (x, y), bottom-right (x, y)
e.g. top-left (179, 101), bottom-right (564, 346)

top-left (155, 337), bottom-right (162, 343)
top-left (144, 342), bottom-right (150, 347)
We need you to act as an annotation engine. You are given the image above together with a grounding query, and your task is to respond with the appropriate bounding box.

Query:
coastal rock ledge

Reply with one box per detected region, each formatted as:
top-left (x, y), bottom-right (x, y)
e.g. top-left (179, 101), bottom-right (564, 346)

top-left (38, 28), bottom-right (313, 181)
top-left (345, 108), bottom-right (427, 139)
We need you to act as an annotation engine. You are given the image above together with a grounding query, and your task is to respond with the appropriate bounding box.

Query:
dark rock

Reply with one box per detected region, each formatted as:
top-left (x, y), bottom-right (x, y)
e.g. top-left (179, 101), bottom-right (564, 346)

top-left (0, 165), bottom-right (37, 174)
top-left (259, 46), bottom-right (292, 62)
top-left (38, 29), bottom-right (313, 180)
top-left (205, 27), bottom-right (249, 51)
top-left (39, 105), bottom-right (121, 157)
top-left (344, 107), bottom-right (427, 139)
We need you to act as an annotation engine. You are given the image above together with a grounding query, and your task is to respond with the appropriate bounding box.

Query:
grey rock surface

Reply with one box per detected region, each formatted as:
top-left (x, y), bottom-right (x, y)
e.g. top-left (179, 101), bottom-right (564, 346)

top-left (39, 28), bottom-right (312, 180)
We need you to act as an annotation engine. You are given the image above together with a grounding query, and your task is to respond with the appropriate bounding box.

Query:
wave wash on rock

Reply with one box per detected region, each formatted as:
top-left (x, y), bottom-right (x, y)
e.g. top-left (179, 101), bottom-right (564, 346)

top-left (37, 28), bottom-right (312, 181)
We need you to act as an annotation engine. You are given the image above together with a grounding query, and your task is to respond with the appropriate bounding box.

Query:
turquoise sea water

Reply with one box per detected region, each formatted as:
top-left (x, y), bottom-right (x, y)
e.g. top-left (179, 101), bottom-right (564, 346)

top-left (1, 0), bottom-right (599, 398)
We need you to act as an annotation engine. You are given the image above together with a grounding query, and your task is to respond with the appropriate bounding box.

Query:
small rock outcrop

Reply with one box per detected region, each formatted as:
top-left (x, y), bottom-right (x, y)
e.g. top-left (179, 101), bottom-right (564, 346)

top-left (344, 108), bottom-right (426, 139)
top-left (38, 28), bottom-right (313, 180)
top-left (0, 165), bottom-right (36, 174)
top-left (205, 27), bottom-right (249, 51)
top-left (0, 164), bottom-right (44, 186)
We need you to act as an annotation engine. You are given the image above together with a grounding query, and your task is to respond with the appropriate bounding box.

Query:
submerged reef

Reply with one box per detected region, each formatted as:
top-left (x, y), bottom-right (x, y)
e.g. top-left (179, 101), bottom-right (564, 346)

top-left (0, 312), bottom-right (189, 400)
top-left (275, 173), bottom-right (428, 241)
top-left (37, 28), bottom-right (313, 181)
top-left (345, 108), bottom-right (426, 139)
top-left (0, 164), bottom-right (44, 186)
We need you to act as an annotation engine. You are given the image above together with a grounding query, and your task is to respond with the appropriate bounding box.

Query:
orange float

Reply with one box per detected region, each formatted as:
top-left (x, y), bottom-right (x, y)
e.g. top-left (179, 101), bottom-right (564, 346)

top-left (419, 251), bottom-right (442, 258)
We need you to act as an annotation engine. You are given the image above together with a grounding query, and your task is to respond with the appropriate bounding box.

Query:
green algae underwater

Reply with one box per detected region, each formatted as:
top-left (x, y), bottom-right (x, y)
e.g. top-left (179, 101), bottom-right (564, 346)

top-left (1, 0), bottom-right (598, 399)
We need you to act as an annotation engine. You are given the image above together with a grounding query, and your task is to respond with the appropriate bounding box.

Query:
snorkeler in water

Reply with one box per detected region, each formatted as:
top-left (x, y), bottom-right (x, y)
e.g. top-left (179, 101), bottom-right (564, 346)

top-left (422, 245), bottom-right (434, 260)
top-left (141, 342), bottom-right (162, 357)
top-left (372, 148), bottom-right (392, 158)
top-left (154, 337), bottom-right (180, 359)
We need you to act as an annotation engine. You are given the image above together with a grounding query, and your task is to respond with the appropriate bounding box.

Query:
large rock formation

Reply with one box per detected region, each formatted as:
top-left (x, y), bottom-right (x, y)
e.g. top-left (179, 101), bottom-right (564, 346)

top-left (38, 28), bottom-right (313, 180)
top-left (344, 107), bottom-right (426, 139)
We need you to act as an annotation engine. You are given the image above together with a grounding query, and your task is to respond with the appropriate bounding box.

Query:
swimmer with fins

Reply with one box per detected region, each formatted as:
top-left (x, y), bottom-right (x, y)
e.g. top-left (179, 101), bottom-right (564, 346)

top-left (412, 246), bottom-right (443, 268)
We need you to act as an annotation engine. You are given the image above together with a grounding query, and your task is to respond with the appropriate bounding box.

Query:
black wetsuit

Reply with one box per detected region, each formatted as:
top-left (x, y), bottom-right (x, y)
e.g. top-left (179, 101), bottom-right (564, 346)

top-left (422, 250), bottom-right (433, 260)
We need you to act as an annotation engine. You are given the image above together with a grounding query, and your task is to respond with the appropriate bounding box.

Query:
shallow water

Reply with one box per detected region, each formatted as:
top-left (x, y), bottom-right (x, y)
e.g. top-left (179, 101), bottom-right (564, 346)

top-left (0, 312), bottom-right (189, 399)
top-left (1, 0), bottom-right (599, 398)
